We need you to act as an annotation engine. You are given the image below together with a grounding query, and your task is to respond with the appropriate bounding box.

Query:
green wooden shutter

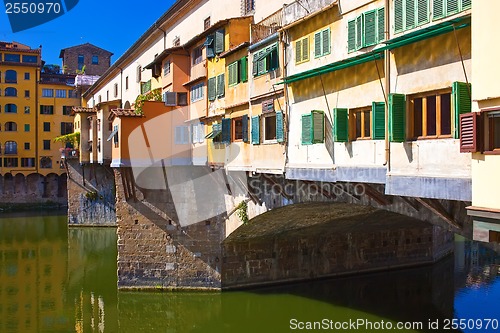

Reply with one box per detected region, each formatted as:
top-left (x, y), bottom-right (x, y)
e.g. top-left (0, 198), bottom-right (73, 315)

top-left (252, 52), bottom-right (259, 76)
top-left (217, 74), bottom-right (225, 98)
top-left (314, 31), bottom-right (322, 57)
top-left (433, 0), bottom-right (445, 19)
top-left (228, 62), bottom-right (237, 86)
top-left (356, 15), bottom-right (363, 50)
top-left (257, 51), bottom-right (265, 75)
top-left (208, 77), bottom-right (216, 101)
top-left (276, 111), bottom-right (284, 143)
top-left (363, 10), bottom-right (377, 47)
top-left (269, 46), bottom-right (279, 70)
top-left (461, 0), bottom-right (471, 10)
top-left (322, 28), bottom-right (330, 55)
top-left (311, 110), bottom-right (325, 143)
top-left (240, 56), bottom-right (248, 82)
top-left (295, 39), bottom-right (302, 63)
top-left (377, 7), bottom-right (385, 43)
top-left (333, 108), bottom-right (348, 142)
top-left (242, 115), bottom-right (249, 143)
top-left (348, 20), bottom-right (356, 52)
top-left (221, 118), bottom-right (231, 143)
top-left (372, 102), bottom-right (386, 139)
top-left (251, 115), bottom-right (260, 144)
top-left (416, 0), bottom-right (429, 26)
top-left (394, 0), bottom-right (404, 33)
top-left (389, 93), bottom-right (406, 142)
top-left (215, 29), bottom-right (224, 54)
top-left (206, 35), bottom-right (215, 58)
top-left (446, 0), bottom-right (459, 16)
top-left (302, 37), bottom-right (309, 61)
top-left (406, 0), bottom-right (416, 30)
top-left (452, 81), bottom-right (472, 139)
top-left (301, 113), bottom-right (312, 145)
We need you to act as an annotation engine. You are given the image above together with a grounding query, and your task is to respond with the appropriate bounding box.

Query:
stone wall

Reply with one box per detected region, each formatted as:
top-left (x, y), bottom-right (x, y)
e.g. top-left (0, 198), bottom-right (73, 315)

top-left (222, 203), bottom-right (454, 289)
top-left (0, 173), bottom-right (67, 210)
top-left (66, 160), bottom-right (116, 225)
top-left (114, 167), bottom-right (224, 289)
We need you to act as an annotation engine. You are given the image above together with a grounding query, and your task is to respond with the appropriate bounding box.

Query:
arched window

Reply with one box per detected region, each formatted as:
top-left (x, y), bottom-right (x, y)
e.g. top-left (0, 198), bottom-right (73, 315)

top-left (5, 87), bottom-right (17, 97)
top-left (4, 141), bottom-right (17, 155)
top-left (5, 104), bottom-right (17, 113)
top-left (5, 70), bottom-right (17, 83)
top-left (5, 122), bottom-right (17, 132)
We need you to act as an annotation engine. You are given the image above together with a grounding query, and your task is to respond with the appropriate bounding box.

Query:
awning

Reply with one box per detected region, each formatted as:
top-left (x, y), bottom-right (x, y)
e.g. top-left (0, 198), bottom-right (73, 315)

top-left (107, 126), bottom-right (119, 141)
top-left (205, 123), bottom-right (221, 139)
top-left (254, 45), bottom-right (277, 62)
top-left (277, 17), bottom-right (470, 86)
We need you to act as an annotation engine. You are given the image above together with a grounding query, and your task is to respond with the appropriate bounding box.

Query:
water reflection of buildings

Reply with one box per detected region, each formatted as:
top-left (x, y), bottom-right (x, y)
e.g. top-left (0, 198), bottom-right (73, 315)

top-left (0, 218), bottom-right (69, 333)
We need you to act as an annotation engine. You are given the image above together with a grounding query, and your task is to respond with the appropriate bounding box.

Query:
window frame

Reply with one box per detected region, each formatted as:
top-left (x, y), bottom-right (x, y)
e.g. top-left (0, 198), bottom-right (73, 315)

top-left (252, 43), bottom-right (279, 77)
top-left (407, 88), bottom-right (452, 140)
top-left (349, 107), bottom-right (372, 140)
top-left (232, 117), bottom-right (244, 142)
top-left (262, 113), bottom-right (278, 144)
top-left (314, 28), bottom-right (331, 58)
top-left (295, 36), bottom-right (310, 64)
top-left (92, 55), bottom-right (99, 65)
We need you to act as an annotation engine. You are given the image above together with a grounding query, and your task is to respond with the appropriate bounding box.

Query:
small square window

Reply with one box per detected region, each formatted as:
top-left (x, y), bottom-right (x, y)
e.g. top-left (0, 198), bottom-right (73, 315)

top-left (24, 142), bottom-right (30, 150)
top-left (24, 106), bottom-right (30, 114)
top-left (43, 122), bottom-right (50, 132)
top-left (25, 90), bottom-right (30, 98)
top-left (92, 55), bottom-right (99, 64)
top-left (24, 72), bottom-right (30, 80)
top-left (43, 140), bottom-right (50, 150)
top-left (233, 117), bottom-right (243, 141)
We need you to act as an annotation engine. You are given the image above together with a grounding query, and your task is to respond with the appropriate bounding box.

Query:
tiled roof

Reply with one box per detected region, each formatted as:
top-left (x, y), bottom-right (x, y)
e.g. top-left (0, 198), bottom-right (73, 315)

top-left (219, 42), bottom-right (249, 58)
top-left (110, 109), bottom-right (143, 117)
top-left (72, 107), bottom-right (97, 114)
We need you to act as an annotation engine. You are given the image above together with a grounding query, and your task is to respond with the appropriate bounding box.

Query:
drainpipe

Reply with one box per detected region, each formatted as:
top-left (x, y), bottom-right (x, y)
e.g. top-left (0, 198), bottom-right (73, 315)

top-left (116, 65), bottom-right (124, 108)
top-left (384, 0), bottom-right (390, 171)
top-left (35, 54), bottom-right (41, 173)
top-left (280, 28), bottom-right (290, 169)
top-left (156, 22), bottom-right (167, 49)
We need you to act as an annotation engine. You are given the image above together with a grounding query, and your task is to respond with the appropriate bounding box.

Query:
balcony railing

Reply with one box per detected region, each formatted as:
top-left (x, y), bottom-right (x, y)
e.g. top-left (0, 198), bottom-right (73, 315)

top-left (283, 0), bottom-right (336, 26)
top-left (251, 9), bottom-right (283, 44)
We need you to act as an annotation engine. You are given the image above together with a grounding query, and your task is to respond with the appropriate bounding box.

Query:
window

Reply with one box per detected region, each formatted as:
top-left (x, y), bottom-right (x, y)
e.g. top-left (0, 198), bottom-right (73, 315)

top-left (5, 87), bottom-right (17, 96)
top-left (4, 54), bottom-right (20, 62)
top-left (114, 83), bottom-right (118, 98)
top-left (68, 90), bottom-right (77, 98)
top-left (350, 108), bottom-right (371, 140)
top-left (314, 28), bottom-right (331, 58)
top-left (24, 72), bottom-right (30, 80)
top-left (136, 65), bottom-right (142, 83)
top-left (252, 43), bottom-right (279, 76)
top-left (43, 122), bottom-right (51, 132)
top-left (409, 90), bottom-right (451, 139)
top-left (22, 55), bottom-right (37, 63)
top-left (205, 30), bottom-right (224, 58)
top-left (24, 106), bottom-right (30, 114)
top-left (43, 140), bottom-right (50, 150)
top-left (24, 90), bottom-right (29, 98)
top-left (191, 122), bottom-right (205, 143)
top-left (174, 126), bottom-right (189, 144)
top-left (192, 46), bottom-right (203, 65)
top-left (204, 17), bottom-right (211, 30)
top-left (233, 117), bottom-right (244, 141)
top-left (21, 158), bottom-right (35, 167)
top-left (60, 122), bottom-right (73, 135)
top-left (92, 55), bottom-right (99, 64)
top-left (112, 125), bottom-right (119, 148)
top-left (301, 110), bottom-right (325, 144)
top-left (178, 92), bottom-right (188, 106)
top-left (207, 74), bottom-right (225, 101)
top-left (163, 61), bottom-right (170, 76)
top-left (24, 142), bottom-right (30, 150)
top-left (173, 37), bottom-right (181, 47)
top-left (24, 124), bottom-right (30, 132)
top-left (264, 114), bottom-right (277, 141)
top-left (78, 55), bottom-right (84, 70)
top-left (489, 113), bottom-right (500, 151)
top-left (206, 123), bottom-right (222, 142)
top-left (5, 141), bottom-right (17, 154)
top-left (125, 76), bottom-right (129, 89)
top-left (348, 8), bottom-right (385, 52)
top-left (4, 158), bottom-right (18, 167)
top-left (295, 37), bottom-right (310, 64)
top-left (141, 80), bottom-right (151, 94)
top-left (5, 122), bottom-right (17, 132)
top-left (40, 105), bottom-right (54, 114)
top-left (40, 157), bottom-right (52, 169)
top-left (56, 89), bottom-right (66, 98)
top-left (228, 57), bottom-right (248, 86)
top-left (191, 83), bottom-right (204, 102)
top-left (98, 95), bottom-right (102, 104)
top-left (42, 89), bottom-right (54, 97)
top-left (5, 104), bottom-right (17, 113)
top-left (243, 0), bottom-right (255, 14)
top-left (62, 106), bottom-right (72, 115)
top-left (5, 70), bottom-right (17, 83)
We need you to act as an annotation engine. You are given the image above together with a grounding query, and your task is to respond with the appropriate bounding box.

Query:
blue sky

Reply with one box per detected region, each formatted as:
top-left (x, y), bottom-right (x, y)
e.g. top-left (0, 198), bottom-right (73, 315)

top-left (0, 0), bottom-right (176, 67)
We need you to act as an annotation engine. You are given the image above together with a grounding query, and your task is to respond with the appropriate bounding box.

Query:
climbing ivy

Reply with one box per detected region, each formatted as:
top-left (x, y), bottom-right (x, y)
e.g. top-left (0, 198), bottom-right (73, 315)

top-left (53, 132), bottom-right (80, 146)
top-left (236, 201), bottom-right (249, 224)
top-left (134, 88), bottom-right (162, 114)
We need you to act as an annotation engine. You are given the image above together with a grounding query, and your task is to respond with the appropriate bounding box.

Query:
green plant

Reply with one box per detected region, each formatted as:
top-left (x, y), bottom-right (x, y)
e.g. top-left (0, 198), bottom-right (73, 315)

top-left (236, 201), bottom-right (249, 224)
top-left (54, 132), bottom-right (80, 146)
top-left (134, 88), bottom-right (162, 114)
top-left (75, 65), bottom-right (86, 75)
top-left (85, 191), bottom-right (98, 201)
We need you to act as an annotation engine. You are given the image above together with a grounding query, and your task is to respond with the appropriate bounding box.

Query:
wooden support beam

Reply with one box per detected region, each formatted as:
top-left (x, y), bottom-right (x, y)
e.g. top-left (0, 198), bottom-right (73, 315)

top-left (302, 180), bottom-right (336, 200)
top-left (362, 183), bottom-right (392, 206)
top-left (400, 196), bottom-right (420, 212)
top-left (415, 197), bottom-right (461, 229)
top-left (262, 174), bottom-right (293, 200)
